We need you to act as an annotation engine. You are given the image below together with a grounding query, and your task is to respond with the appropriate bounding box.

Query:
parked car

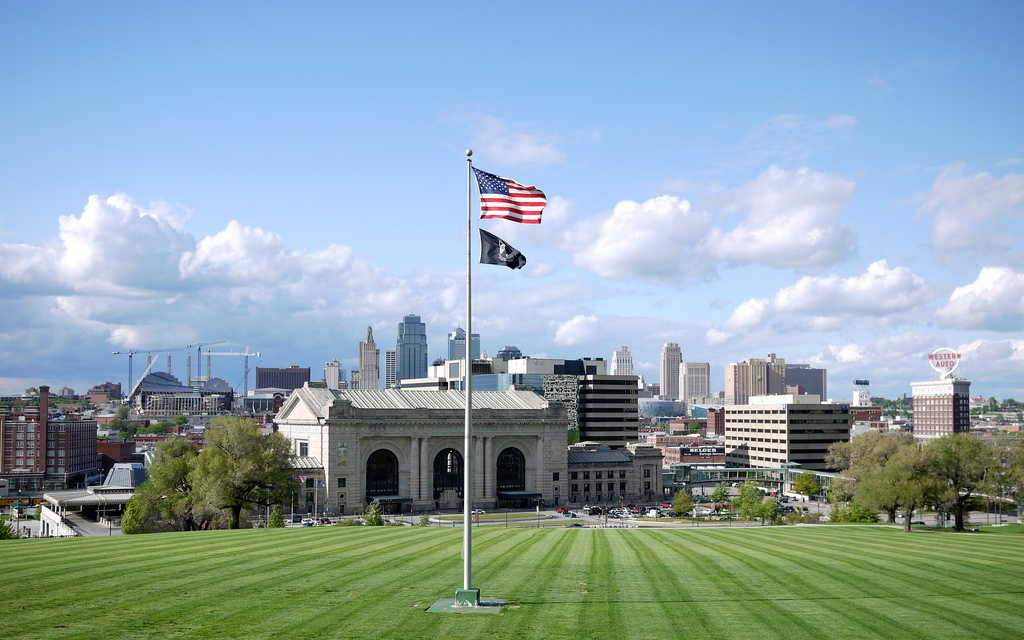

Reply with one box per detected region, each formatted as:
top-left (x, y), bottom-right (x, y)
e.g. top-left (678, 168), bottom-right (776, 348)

top-left (301, 518), bottom-right (314, 527)
top-left (291, 515), bottom-right (303, 523)
top-left (556, 507), bottom-right (568, 514)
top-left (471, 509), bottom-right (486, 516)
top-left (320, 518), bottom-right (332, 525)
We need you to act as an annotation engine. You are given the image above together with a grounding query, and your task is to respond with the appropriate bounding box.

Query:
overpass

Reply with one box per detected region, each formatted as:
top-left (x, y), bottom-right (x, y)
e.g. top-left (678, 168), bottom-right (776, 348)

top-left (663, 463), bottom-right (838, 497)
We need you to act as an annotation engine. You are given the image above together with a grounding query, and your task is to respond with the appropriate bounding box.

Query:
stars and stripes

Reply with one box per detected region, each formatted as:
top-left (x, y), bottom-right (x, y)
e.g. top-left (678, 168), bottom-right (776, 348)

top-left (473, 167), bottom-right (546, 224)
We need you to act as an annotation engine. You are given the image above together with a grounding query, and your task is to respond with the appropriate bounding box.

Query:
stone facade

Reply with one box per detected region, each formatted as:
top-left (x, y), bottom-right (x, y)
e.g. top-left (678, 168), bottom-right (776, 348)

top-left (275, 383), bottom-right (570, 514)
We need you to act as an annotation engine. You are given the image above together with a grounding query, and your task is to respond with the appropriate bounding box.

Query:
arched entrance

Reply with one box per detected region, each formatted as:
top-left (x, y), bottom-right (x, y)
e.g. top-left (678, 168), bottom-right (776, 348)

top-left (365, 449), bottom-right (400, 513)
top-left (432, 448), bottom-right (463, 510)
top-left (496, 447), bottom-right (529, 508)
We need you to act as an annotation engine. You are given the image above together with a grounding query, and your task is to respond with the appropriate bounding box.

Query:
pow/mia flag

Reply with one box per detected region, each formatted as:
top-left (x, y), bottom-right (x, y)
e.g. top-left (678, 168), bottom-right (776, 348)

top-left (479, 228), bottom-right (526, 270)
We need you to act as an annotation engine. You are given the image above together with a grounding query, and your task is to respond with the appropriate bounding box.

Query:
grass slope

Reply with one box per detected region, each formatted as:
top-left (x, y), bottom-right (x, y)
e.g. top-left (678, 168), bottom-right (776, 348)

top-left (2, 526), bottom-right (1023, 639)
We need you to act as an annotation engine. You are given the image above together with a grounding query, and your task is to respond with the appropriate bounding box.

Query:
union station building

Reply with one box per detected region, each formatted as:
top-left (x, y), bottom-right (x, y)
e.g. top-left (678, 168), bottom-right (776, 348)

top-left (274, 383), bottom-right (571, 514)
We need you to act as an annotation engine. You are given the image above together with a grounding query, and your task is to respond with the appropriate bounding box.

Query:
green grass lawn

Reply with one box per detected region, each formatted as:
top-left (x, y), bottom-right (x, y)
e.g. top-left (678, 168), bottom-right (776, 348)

top-left (2, 526), bottom-right (1023, 639)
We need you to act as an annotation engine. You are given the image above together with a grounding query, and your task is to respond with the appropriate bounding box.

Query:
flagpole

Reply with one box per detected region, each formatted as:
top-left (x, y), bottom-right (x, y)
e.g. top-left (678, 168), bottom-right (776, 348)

top-left (460, 148), bottom-right (478, 605)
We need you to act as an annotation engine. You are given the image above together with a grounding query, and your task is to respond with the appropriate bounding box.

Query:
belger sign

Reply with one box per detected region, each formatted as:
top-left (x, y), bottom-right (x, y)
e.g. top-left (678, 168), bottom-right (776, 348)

top-left (928, 348), bottom-right (962, 375)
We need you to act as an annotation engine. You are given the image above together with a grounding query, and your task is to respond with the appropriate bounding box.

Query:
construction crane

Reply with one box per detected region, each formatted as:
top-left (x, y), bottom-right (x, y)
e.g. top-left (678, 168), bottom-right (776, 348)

top-left (205, 347), bottom-right (261, 398)
top-left (112, 345), bottom-right (189, 400)
top-left (185, 340), bottom-right (226, 386)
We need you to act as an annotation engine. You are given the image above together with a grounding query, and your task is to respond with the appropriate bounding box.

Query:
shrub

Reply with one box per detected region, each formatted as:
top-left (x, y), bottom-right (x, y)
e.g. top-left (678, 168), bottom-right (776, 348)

top-left (268, 505), bottom-right (285, 528)
top-left (363, 502), bottom-right (384, 526)
top-left (419, 512), bottom-right (431, 527)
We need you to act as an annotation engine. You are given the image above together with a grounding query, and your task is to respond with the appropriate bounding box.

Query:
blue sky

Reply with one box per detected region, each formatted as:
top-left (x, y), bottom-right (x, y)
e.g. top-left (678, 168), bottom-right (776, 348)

top-left (2, 2), bottom-right (1023, 400)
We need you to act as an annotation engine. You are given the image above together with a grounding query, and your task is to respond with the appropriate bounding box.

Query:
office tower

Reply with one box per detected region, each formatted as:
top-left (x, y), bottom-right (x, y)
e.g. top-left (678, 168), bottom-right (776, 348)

top-left (724, 394), bottom-right (850, 471)
top-left (680, 362), bottom-right (711, 404)
top-left (724, 353), bottom-right (786, 405)
top-left (911, 350), bottom-right (970, 441)
top-left (785, 364), bottom-right (828, 400)
top-left (659, 343), bottom-right (682, 400)
top-left (447, 326), bottom-right (480, 361)
top-left (255, 366), bottom-right (311, 391)
top-left (610, 346), bottom-right (634, 376)
top-left (396, 314), bottom-right (428, 384)
top-left (385, 349), bottom-right (398, 388)
top-left (495, 345), bottom-right (522, 361)
top-left (324, 359), bottom-right (345, 391)
top-left (358, 326), bottom-right (380, 390)
top-left (578, 375), bottom-right (640, 447)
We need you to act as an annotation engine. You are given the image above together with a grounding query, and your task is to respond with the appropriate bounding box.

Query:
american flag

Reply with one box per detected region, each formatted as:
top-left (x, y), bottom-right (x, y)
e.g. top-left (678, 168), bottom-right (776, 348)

top-left (473, 167), bottom-right (546, 224)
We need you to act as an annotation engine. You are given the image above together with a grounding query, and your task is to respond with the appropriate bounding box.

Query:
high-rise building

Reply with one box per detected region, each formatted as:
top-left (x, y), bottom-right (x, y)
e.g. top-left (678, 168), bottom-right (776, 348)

top-left (255, 366), bottom-right (311, 391)
top-left (495, 345), bottom-right (522, 361)
top-left (385, 349), bottom-right (398, 389)
top-left (785, 364), bottom-right (828, 400)
top-left (680, 362), bottom-right (711, 404)
top-left (911, 349), bottom-right (971, 441)
top-left (610, 346), bottom-right (634, 376)
top-left (396, 314), bottom-right (428, 384)
top-left (577, 375), bottom-right (640, 447)
top-left (358, 327), bottom-right (380, 390)
top-left (447, 326), bottom-right (480, 361)
top-left (724, 353), bottom-right (786, 405)
top-left (853, 379), bottom-right (871, 406)
top-left (724, 394), bottom-right (850, 471)
top-left (659, 343), bottom-right (682, 400)
top-left (324, 359), bottom-right (346, 391)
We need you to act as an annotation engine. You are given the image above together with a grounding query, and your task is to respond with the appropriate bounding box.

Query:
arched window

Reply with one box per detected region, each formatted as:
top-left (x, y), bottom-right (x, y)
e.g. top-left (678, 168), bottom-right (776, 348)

top-left (365, 449), bottom-right (399, 498)
top-left (496, 447), bottom-right (526, 492)
top-left (433, 448), bottom-right (463, 500)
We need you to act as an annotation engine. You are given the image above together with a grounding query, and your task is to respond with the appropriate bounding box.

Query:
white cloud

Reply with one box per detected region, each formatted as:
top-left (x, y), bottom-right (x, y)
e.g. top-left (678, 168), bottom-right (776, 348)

top-left (179, 221), bottom-right (294, 283)
top-left (918, 164), bottom-right (1024, 254)
top-left (552, 314), bottom-right (598, 346)
top-left (708, 261), bottom-right (931, 342)
top-left (457, 114), bottom-right (599, 166)
top-left (935, 266), bottom-right (1024, 331)
top-left (573, 195), bottom-right (712, 282)
top-left (702, 165), bottom-right (858, 273)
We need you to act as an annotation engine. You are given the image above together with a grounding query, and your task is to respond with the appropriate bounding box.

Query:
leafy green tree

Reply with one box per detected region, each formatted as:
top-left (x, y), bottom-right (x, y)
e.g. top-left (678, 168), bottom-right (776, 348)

top-left (363, 502), bottom-right (384, 526)
top-left (687, 421), bottom-right (701, 433)
top-left (192, 416), bottom-right (296, 530)
top-left (121, 496), bottom-right (149, 534)
top-left (173, 415), bottom-right (189, 426)
top-left (133, 437), bottom-right (208, 531)
top-left (793, 472), bottom-right (822, 498)
top-left (567, 428), bottom-right (580, 446)
top-left (269, 505), bottom-right (285, 528)
top-left (419, 512), bottom-right (431, 526)
top-left (0, 519), bottom-right (20, 539)
top-left (673, 490), bottom-right (693, 515)
top-left (828, 430), bottom-right (916, 522)
top-left (733, 481), bottom-right (765, 521)
top-left (760, 498), bottom-right (782, 525)
top-left (710, 482), bottom-right (729, 505)
top-left (925, 433), bottom-right (1000, 531)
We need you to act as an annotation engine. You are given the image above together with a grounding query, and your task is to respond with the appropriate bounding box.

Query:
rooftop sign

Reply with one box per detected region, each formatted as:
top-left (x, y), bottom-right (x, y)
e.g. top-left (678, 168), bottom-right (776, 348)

top-left (928, 348), bottom-right (961, 376)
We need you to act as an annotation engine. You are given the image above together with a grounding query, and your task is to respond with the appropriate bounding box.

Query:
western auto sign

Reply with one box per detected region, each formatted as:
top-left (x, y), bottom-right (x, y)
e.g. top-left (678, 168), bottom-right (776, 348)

top-left (929, 348), bottom-right (961, 375)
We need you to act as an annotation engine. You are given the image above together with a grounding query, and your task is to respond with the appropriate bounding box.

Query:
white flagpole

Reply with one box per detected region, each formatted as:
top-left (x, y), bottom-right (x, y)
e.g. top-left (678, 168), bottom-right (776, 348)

top-left (463, 149), bottom-right (475, 598)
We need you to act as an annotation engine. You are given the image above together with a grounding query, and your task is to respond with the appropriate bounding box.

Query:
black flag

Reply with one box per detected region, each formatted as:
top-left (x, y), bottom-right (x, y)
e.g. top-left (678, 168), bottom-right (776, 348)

top-left (479, 229), bottom-right (526, 270)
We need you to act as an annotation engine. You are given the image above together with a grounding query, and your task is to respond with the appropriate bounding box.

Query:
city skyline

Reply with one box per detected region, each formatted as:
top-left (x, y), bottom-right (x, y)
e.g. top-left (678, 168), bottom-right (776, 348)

top-left (1, 4), bottom-right (1023, 399)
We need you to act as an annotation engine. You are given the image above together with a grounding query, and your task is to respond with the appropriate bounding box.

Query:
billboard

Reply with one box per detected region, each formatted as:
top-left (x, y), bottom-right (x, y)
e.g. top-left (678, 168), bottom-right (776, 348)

top-left (928, 348), bottom-right (962, 375)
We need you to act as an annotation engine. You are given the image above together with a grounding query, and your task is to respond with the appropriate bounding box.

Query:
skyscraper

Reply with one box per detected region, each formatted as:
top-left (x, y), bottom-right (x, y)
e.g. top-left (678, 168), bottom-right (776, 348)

top-left (724, 353), bottom-right (786, 405)
top-left (324, 359), bottom-right (346, 390)
top-left (396, 314), bottom-right (428, 384)
top-left (680, 362), bottom-right (711, 404)
top-left (610, 346), bottom-right (634, 376)
top-left (659, 343), bottom-right (682, 400)
top-left (358, 326), bottom-right (380, 390)
top-left (495, 345), bottom-right (522, 361)
top-left (385, 349), bottom-right (397, 388)
top-left (447, 326), bottom-right (480, 361)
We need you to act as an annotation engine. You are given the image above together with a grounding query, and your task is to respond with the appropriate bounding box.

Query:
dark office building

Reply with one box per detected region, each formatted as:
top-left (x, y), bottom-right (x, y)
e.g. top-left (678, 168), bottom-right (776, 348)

top-left (785, 364), bottom-right (827, 400)
top-left (255, 366), bottom-right (311, 391)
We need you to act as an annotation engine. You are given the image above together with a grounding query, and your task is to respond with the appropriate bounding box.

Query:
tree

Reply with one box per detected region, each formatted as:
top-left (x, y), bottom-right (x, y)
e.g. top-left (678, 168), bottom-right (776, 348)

top-left (363, 502), bottom-right (384, 526)
top-left (121, 496), bottom-right (149, 534)
top-left (192, 417), bottom-right (296, 530)
top-left (710, 482), bottom-right (729, 505)
top-left (733, 481), bottom-right (764, 521)
top-left (133, 436), bottom-right (208, 531)
top-left (687, 421), bottom-right (701, 433)
top-left (673, 490), bottom-right (693, 515)
top-left (925, 433), bottom-right (1000, 531)
top-left (269, 505), bottom-right (285, 528)
top-left (760, 498), bottom-right (782, 525)
top-left (827, 430), bottom-right (916, 523)
top-left (793, 472), bottom-right (822, 498)
top-left (0, 519), bottom-right (20, 540)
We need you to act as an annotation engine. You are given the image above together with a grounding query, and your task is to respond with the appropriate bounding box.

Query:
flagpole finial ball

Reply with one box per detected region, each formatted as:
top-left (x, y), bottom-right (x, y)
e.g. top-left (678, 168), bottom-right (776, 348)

top-left (466, 149), bottom-right (473, 157)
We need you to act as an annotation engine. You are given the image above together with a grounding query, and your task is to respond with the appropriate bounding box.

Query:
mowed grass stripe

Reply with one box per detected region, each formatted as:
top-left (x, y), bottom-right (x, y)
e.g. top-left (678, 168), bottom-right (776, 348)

top-left (3, 526), bottom-right (1024, 639)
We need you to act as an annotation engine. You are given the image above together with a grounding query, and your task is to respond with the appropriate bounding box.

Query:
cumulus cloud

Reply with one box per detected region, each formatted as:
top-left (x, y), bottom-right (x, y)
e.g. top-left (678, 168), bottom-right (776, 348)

top-left (707, 261), bottom-right (931, 342)
top-left (552, 314), bottom-right (598, 346)
top-left (918, 164), bottom-right (1024, 254)
top-left (456, 113), bottom-right (599, 166)
top-left (702, 165), bottom-right (858, 273)
top-left (935, 266), bottom-right (1024, 331)
top-left (572, 195), bottom-right (712, 282)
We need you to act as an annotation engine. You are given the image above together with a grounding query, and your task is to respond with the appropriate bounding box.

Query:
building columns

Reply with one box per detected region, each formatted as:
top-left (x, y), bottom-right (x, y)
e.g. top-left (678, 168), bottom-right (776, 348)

top-left (410, 437), bottom-right (420, 500)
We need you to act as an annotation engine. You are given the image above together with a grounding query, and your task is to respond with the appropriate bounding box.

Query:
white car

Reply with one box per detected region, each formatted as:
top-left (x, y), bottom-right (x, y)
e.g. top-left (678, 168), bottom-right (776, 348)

top-left (471, 509), bottom-right (486, 516)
